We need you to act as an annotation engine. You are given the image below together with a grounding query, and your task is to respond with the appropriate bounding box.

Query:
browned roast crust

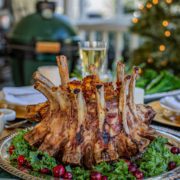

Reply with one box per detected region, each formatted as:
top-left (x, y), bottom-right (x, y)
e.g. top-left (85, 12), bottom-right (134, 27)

top-left (24, 55), bottom-right (156, 168)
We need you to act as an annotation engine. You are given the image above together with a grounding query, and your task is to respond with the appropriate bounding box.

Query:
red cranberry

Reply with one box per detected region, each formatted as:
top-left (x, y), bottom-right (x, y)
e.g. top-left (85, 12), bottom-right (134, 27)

top-left (133, 170), bottom-right (144, 179)
top-left (102, 175), bottom-right (108, 180)
top-left (63, 171), bottom-right (73, 179)
top-left (53, 165), bottom-right (65, 177)
top-left (25, 161), bottom-right (32, 169)
top-left (17, 155), bottom-right (26, 166)
top-left (168, 161), bottom-right (176, 170)
top-left (128, 164), bottom-right (137, 173)
top-left (40, 168), bottom-right (50, 174)
top-left (171, 147), bottom-right (179, 154)
top-left (91, 172), bottom-right (102, 180)
top-left (124, 159), bottom-right (131, 166)
top-left (9, 145), bottom-right (15, 155)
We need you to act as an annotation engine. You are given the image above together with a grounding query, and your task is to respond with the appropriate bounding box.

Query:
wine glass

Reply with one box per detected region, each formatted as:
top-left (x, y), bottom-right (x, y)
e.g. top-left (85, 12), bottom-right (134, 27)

top-left (79, 41), bottom-right (107, 77)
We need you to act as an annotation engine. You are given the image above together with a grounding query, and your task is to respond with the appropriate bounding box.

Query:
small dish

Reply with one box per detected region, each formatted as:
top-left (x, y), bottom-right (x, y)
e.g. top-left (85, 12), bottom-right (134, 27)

top-left (0, 112), bottom-right (5, 133)
top-left (0, 109), bottom-right (16, 122)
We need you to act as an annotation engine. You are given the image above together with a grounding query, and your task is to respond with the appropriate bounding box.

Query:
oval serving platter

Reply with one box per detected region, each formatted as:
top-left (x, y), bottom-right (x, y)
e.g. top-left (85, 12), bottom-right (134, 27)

top-left (0, 128), bottom-right (179, 180)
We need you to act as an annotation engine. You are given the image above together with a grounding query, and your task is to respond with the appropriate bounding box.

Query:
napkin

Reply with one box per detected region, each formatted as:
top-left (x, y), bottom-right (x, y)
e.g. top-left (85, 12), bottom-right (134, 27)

top-left (2, 86), bottom-right (47, 106)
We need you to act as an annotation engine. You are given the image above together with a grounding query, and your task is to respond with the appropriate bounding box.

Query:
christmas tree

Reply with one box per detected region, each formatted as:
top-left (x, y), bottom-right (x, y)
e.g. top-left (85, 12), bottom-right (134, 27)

top-left (130, 0), bottom-right (180, 74)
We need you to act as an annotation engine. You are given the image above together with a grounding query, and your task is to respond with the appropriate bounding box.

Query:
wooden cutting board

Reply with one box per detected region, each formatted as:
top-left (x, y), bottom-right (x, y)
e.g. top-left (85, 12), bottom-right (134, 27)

top-left (148, 101), bottom-right (180, 128)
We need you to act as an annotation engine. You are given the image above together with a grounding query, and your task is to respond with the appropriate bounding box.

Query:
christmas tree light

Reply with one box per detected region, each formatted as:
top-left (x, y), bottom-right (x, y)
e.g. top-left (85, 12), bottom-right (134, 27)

top-left (162, 20), bottom-right (169, 27)
top-left (152, 0), bottom-right (159, 5)
top-left (159, 45), bottom-right (166, 51)
top-left (166, 0), bottom-right (173, 4)
top-left (146, 3), bottom-right (152, 8)
top-left (164, 30), bottom-right (171, 37)
top-left (132, 17), bottom-right (139, 23)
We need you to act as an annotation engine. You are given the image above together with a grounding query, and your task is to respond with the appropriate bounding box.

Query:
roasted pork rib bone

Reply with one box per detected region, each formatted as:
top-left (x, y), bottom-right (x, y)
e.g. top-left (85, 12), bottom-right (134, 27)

top-left (94, 84), bottom-right (109, 163)
top-left (37, 87), bottom-right (68, 155)
top-left (34, 82), bottom-right (59, 111)
top-left (72, 89), bottom-right (87, 164)
top-left (74, 88), bottom-right (87, 144)
top-left (116, 62), bottom-right (125, 84)
top-left (24, 82), bottom-right (59, 146)
top-left (120, 75), bottom-right (131, 135)
top-left (128, 67), bottom-right (139, 123)
top-left (38, 86), bottom-right (70, 156)
top-left (118, 63), bottom-right (125, 113)
top-left (52, 86), bottom-right (68, 111)
top-left (96, 84), bottom-right (106, 133)
top-left (33, 71), bottom-right (55, 88)
top-left (63, 89), bottom-right (87, 165)
top-left (56, 55), bottom-right (69, 86)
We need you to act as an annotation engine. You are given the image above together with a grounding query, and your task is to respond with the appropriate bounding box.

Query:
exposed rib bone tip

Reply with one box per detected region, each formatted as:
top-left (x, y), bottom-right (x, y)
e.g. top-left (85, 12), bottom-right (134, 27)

top-left (96, 84), bottom-right (103, 89)
top-left (125, 75), bottom-right (131, 80)
top-left (73, 89), bottom-right (80, 94)
top-left (134, 67), bottom-right (139, 73)
top-left (33, 71), bottom-right (39, 78)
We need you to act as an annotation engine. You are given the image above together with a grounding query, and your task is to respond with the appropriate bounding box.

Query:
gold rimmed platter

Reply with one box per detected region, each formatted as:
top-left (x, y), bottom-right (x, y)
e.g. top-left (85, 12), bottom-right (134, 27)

top-left (0, 127), bottom-right (179, 180)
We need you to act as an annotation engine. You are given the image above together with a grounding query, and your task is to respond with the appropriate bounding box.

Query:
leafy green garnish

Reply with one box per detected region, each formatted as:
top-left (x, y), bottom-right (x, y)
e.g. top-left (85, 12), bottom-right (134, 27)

top-left (72, 167), bottom-right (90, 180)
top-left (137, 137), bottom-right (180, 177)
top-left (93, 160), bottom-right (135, 180)
top-left (10, 130), bottom-right (57, 172)
top-left (10, 130), bottom-right (31, 160)
top-left (27, 151), bottom-right (57, 172)
top-left (93, 161), bottom-right (111, 174)
top-left (9, 131), bottom-right (180, 179)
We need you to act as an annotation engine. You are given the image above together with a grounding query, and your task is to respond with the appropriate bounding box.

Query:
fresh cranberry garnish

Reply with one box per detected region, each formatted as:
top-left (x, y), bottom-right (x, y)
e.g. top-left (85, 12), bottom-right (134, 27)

top-left (53, 165), bottom-right (65, 177)
top-left (17, 155), bottom-right (26, 166)
top-left (102, 175), bottom-right (108, 180)
top-left (63, 171), bottom-right (73, 179)
top-left (40, 168), bottom-right (50, 174)
top-left (171, 147), bottom-right (179, 154)
top-left (9, 145), bottom-right (15, 155)
top-left (90, 172), bottom-right (102, 180)
top-left (124, 159), bottom-right (131, 166)
top-left (133, 170), bottom-right (144, 179)
top-left (168, 161), bottom-right (176, 170)
top-left (128, 164), bottom-right (137, 173)
top-left (25, 161), bottom-right (32, 169)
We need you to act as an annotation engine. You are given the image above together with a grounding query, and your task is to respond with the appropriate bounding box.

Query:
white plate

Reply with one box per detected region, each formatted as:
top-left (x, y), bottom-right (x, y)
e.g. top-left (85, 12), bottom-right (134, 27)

top-left (160, 96), bottom-right (180, 113)
top-left (144, 89), bottom-right (180, 102)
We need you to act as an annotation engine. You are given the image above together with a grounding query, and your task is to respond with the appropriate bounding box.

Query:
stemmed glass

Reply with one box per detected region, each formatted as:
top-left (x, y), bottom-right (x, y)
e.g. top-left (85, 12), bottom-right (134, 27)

top-left (79, 41), bottom-right (107, 77)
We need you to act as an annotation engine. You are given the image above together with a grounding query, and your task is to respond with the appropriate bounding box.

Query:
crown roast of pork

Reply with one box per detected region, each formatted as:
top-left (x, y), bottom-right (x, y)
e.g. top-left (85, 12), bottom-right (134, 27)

top-left (24, 55), bottom-right (156, 168)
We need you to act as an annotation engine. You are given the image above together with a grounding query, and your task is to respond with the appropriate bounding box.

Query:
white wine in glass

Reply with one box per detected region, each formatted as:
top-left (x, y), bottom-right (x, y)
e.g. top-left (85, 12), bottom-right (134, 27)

top-left (79, 41), bottom-right (107, 77)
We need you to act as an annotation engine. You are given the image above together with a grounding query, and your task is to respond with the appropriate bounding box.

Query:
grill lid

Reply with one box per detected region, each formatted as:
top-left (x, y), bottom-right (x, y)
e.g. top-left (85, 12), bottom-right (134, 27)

top-left (8, 1), bottom-right (77, 44)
